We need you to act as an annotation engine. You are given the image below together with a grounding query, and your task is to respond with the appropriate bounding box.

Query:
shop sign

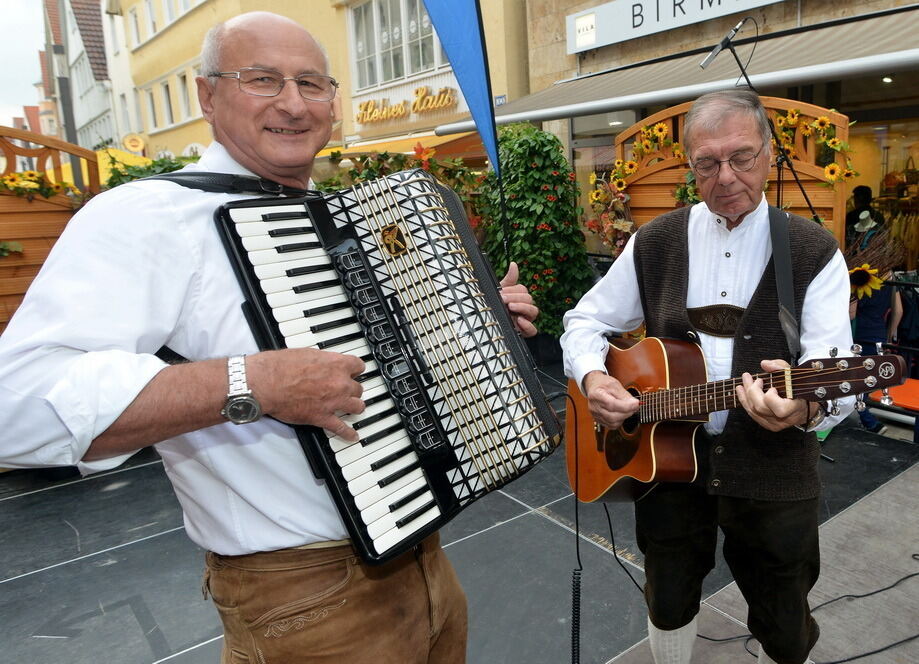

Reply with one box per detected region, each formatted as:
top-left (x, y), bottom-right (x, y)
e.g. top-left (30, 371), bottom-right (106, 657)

top-left (567, 0), bottom-right (782, 53)
top-left (356, 87), bottom-right (458, 124)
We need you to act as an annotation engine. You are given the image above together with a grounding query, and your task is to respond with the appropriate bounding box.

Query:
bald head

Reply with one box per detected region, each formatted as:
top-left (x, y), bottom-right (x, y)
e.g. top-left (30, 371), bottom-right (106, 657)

top-left (200, 12), bottom-right (329, 76)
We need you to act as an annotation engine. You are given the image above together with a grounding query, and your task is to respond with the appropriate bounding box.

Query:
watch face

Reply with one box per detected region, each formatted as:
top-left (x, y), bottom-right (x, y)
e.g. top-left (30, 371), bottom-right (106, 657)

top-left (225, 396), bottom-right (261, 424)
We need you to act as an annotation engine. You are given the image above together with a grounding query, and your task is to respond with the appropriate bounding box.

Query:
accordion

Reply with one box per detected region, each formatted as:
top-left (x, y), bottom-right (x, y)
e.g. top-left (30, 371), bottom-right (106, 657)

top-left (216, 169), bottom-right (561, 564)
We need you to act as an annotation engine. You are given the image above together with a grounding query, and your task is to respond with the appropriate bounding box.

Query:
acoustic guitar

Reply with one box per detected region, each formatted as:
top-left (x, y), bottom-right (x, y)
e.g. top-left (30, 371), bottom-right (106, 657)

top-left (565, 337), bottom-right (907, 502)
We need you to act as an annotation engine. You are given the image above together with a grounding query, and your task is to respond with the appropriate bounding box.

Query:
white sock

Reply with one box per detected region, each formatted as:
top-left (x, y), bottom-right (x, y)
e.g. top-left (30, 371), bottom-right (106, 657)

top-left (757, 643), bottom-right (814, 664)
top-left (648, 616), bottom-right (697, 664)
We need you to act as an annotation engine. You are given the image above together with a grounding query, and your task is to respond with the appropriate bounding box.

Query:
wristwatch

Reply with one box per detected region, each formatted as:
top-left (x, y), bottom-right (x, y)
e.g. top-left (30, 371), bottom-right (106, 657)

top-left (220, 355), bottom-right (262, 425)
top-left (795, 402), bottom-right (827, 432)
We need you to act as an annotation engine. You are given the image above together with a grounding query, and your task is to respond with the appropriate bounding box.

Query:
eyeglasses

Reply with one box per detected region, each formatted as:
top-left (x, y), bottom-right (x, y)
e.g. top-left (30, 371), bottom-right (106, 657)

top-left (690, 146), bottom-right (764, 178)
top-left (209, 68), bottom-right (339, 102)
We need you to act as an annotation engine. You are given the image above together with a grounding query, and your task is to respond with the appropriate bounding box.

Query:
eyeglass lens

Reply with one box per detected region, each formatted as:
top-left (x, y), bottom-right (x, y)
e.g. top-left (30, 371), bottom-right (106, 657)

top-left (692, 152), bottom-right (758, 176)
top-left (238, 69), bottom-right (336, 101)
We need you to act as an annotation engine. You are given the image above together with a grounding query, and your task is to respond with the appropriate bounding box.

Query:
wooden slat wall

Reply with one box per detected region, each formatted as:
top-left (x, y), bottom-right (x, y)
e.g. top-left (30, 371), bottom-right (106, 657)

top-left (614, 97), bottom-right (849, 246)
top-left (0, 193), bottom-right (74, 333)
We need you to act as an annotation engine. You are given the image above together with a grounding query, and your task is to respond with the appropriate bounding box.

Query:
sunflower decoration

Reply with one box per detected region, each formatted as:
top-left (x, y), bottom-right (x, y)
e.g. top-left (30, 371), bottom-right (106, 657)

top-left (0, 170), bottom-right (73, 200)
top-left (584, 170), bottom-right (634, 259)
top-left (824, 162), bottom-right (841, 181)
top-left (848, 263), bottom-right (885, 299)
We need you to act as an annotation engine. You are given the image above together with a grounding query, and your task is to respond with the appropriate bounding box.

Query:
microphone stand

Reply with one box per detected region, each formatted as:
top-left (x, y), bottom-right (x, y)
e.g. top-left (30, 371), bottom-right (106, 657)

top-left (725, 41), bottom-right (821, 224)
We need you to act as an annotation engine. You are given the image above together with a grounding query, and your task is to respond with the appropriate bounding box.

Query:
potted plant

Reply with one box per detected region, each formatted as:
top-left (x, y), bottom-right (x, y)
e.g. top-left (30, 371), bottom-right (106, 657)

top-left (476, 123), bottom-right (593, 357)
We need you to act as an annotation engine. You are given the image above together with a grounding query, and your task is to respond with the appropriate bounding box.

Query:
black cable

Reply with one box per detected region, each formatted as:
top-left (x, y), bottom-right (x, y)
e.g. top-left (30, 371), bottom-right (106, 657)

top-left (563, 391), bottom-right (582, 664)
top-left (684, 552), bottom-right (919, 662)
top-left (732, 17), bottom-right (759, 90)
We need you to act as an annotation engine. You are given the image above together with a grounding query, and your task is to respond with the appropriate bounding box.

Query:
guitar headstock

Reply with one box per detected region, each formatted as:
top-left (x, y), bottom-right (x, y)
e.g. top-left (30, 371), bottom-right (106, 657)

top-left (793, 353), bottom-right (907, 402)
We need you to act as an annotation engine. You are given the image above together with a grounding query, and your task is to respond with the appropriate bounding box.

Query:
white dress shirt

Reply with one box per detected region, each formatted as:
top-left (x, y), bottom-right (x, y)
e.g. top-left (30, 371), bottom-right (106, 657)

top-left (0, 142), bottom-right (349, 554)
top-left (561, 196), bottom-right (854, 433)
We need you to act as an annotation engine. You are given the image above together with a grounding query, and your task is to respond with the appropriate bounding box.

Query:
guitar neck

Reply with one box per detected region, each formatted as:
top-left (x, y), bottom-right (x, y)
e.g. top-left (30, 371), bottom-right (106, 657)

top-left (639, 368), bottom-right (817, 423)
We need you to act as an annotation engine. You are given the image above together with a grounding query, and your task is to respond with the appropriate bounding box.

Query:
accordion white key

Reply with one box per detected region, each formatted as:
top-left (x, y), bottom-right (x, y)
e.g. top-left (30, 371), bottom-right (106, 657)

top-left (216, 169), bottom-right (561, 564)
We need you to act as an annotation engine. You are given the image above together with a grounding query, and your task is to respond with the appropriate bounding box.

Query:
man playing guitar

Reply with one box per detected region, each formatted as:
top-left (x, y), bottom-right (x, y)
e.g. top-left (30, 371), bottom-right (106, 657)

top-left (561, 90), bottom-right (854, 664)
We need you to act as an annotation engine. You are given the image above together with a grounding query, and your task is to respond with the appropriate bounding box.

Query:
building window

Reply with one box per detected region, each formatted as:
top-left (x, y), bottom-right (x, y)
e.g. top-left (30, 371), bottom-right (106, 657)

top-left (163, 0), bottom-right (175, 24)
top-left (133, 90), bottom-right (142, 132)
top-left (109, 14), bottom-right (120, 55)
top-left (144, 0), bottom-right (157, 36)
top-left (146, 89), bottom-right (158, 129)
top-left (161, 82), bottom-right (174, 125)
top-left (178, 0), bottom-right (191, 11)
top-left (128, 8), bottom-right (140, 46)
top-left (119, 93), bottom-right (130, 136)
top-left (177, 73), bottom-right (191, 119)
top-left (351, 0), bottom-right (441, 91)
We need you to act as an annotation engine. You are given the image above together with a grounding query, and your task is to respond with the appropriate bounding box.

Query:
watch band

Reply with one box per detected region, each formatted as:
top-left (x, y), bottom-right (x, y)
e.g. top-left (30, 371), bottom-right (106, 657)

top-left (227, 355), bottom-right (251, 396)
top-left (796, 402), bottom-right (827, 432)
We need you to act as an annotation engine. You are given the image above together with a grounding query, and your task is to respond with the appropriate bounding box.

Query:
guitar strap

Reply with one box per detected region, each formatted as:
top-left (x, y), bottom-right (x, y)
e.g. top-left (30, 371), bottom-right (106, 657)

top-left (767, 205), bottom-right (801, 364)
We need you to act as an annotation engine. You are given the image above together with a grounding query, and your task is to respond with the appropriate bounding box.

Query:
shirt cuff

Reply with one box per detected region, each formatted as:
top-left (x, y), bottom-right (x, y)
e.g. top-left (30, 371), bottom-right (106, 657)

top-left (45, 350), bottom-right (168, 469)
top-left (569, 353), bottom-right (608, 394)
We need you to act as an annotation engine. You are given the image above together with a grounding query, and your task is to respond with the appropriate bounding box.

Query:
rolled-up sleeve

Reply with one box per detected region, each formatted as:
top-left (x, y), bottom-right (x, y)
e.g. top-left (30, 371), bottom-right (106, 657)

top-left (0, 183), bottom-right (195, 472)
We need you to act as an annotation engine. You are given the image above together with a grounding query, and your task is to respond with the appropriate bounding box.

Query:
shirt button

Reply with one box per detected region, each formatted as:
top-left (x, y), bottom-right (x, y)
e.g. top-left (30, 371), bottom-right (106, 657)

top-left (711, 478), bottom-right (721, 488)
top-left (725, 252), bottom-right (731, 257)
top-left (721, 291), bottom-right (727, 297)
top-left (714, 445), bottom-right (725, 455)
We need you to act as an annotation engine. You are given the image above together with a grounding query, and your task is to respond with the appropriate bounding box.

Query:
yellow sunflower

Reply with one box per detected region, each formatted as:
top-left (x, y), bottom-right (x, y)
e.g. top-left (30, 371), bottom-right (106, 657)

top-left (776, 116), bottom-right (786, 128)
top-left (589, 172), bottom-right (597, 185)
top-left (613, 159), bottom-right (624, 169)
top-left (51, 182), bottom-right (64, 193)
top-left (800, 124), bottom-right (813, 137)
top-left (624, 160), bottom-right (638, 174)
top-left (653, 123), bottom-right (668, 139)
top-left (826, 137), bottom-right (841, 150)
top-left (824, 163), bottom-right (841, 181)
top-left (22, 170), bottom-right (39, 180)
top-left (641, 139), bottom-right (653, 152)
top-left (813, 116), bottom-right (831, 131)
top-left (17, 180), bottom-right (40, 190)
top-left (849, 263), bottom-right (884, 299)
top-left (3, 173), bottom-right (21, 185)
top-left (613, 178), bottom-right (627, 190)
top-left (842, 168), bottom-right (855, 180)
top-left (589, 189), bottom-right (604, 203)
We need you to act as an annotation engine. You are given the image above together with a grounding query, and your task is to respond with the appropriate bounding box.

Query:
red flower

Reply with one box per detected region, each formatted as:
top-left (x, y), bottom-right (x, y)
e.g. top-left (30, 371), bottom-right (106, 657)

top-left (532, 273), bottom-right (540, 280)
top-left (543, 268), bottom-right (554, 275)
top-left (557, 255), bottom-right (567, 262)
top-left (568, 172), bottom-right (576, 180)
top-left (552, 171), bottom-right (559, 176)
top-left (529, 284), bottom-right (539, 292)
top-left (531, 162), bottom-right (538, 168)
top-left (546, 194), bottom-right (557, 202)
top-left (541, 184), bottom-right (550, 190)
top-left (509, 194), bottom-right (516, 199)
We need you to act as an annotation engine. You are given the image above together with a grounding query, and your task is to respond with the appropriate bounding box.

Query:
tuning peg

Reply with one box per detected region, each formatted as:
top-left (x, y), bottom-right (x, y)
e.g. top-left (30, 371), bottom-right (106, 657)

top-left (880, 388), bottom-right (894, 406)
top-left (851, 343), bottom-right (862, 356)
top-left (875, 342), bottom-right (884, 355)
top-left (828, 347), bottom-right (838, 357)
top-left (828, 399), bottom-right (840, 416)
top-left (854, 394), bottom-right (866, 412)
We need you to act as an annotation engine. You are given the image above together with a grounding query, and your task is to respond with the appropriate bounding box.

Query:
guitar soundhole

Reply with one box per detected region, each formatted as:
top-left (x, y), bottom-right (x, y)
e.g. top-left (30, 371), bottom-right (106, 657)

top-left (603, 428), bottom-right (640, 470)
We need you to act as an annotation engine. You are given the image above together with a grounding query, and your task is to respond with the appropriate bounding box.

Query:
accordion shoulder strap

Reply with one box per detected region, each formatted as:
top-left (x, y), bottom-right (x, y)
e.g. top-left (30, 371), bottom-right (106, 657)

top-left (143, 171), bottom-right (315, 197)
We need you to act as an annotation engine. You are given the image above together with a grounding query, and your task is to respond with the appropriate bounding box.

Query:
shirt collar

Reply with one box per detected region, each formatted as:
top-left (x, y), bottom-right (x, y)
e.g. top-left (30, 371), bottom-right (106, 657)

top-left (186, 142), bottom-right (314, 189)
top-left (699, 194), bottom-right (768, 231)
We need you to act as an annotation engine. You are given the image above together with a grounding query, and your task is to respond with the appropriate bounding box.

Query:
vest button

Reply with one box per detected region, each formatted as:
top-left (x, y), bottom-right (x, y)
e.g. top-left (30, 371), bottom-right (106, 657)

top-left (711, 478), bottom-right (721, 488)
top-left (721, 291), bottom-right (727, 297)
top-left (725, 252), bottom-right (731, 258)
top-left (714, 445), bottom-right (725, 455)
top-left (743, 334), bottom-right (753, 340)
top-left (687, 330), bottom-right (698, 340)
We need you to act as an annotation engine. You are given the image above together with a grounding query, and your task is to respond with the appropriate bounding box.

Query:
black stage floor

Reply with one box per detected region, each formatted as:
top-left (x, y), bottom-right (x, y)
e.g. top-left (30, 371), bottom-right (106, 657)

top-left (1, 362), bottom-right (917, 664)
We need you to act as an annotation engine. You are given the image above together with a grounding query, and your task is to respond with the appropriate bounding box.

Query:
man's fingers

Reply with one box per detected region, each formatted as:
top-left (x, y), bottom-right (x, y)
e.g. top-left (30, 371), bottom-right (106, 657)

top-left (500, 261), bottom-right (520, 287)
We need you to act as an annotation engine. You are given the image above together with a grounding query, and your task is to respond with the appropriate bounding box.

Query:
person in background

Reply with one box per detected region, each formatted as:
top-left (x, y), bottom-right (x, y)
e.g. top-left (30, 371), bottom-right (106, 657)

top-left (0, 12), bottom-right (539, 663)
top-left (561, 89), bottom-right (853, 664)
top-left (845, 185), bottom-right (884, 249)
top-left (850, 279), bottom-right (903, 434)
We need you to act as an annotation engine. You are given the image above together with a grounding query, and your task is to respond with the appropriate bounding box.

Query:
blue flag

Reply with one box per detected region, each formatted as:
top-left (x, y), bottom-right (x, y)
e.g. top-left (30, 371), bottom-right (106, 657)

top-left (422, 0), bottom-right (500, 177)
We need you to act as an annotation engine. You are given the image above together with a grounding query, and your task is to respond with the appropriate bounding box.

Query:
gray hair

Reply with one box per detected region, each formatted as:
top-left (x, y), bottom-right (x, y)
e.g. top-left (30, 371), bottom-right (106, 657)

top-left (683, 89), bottom-right (772, 156)
top-left (199, 16), bottom-right (331, 77)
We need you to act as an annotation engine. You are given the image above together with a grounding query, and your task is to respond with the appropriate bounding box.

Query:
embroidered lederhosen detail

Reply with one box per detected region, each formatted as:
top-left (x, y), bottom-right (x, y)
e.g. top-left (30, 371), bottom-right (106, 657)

top-left (687, 305), bottom-right (746, 338)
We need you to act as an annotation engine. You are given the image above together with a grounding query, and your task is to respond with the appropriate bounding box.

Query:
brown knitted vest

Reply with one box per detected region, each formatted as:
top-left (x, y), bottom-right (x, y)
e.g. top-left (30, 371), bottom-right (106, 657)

top-left (632, 206), bottom-right (839, 501)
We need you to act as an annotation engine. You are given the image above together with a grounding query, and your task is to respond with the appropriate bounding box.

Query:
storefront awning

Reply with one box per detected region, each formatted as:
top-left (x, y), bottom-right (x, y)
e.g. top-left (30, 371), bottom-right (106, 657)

top-left (436, 7), bottom-right (919, 134)
top-left (317, 130), bottom-right (484, 160)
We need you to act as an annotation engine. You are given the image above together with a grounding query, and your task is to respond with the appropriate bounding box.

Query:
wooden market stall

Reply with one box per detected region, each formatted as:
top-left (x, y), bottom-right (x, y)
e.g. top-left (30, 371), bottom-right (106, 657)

top-left (0, 126), bottom-right (101, 334)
